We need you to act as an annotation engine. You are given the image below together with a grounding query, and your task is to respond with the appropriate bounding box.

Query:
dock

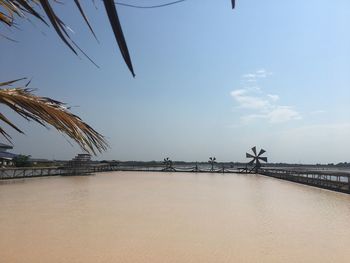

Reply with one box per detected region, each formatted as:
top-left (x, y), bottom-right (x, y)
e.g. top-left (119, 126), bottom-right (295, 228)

top-left (1, 164), bottom-right (349, 194)
top-left (259, 168), bottom-right (350, 194)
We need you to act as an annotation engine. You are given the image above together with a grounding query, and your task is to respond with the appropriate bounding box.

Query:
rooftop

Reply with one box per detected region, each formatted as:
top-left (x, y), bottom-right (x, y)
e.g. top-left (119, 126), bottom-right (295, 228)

top-left (0, 143), bottom-right (13, 149)
top-left (0, 151), bottom-right (17, 160)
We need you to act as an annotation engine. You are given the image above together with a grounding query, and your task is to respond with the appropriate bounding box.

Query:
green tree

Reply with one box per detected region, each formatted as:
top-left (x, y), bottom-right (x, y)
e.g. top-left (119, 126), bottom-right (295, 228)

top-left (13, 154), bottom-right (31, 167)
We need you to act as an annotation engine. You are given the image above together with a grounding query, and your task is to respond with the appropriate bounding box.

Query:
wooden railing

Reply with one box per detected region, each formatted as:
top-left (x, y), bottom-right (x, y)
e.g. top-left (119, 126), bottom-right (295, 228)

top-left (1, 165), bottom-right (349, 194)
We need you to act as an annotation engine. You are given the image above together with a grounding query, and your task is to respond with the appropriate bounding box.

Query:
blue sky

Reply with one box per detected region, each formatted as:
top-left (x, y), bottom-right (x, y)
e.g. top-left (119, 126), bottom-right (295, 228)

top-left (1, 0), bottom-right (350, 163)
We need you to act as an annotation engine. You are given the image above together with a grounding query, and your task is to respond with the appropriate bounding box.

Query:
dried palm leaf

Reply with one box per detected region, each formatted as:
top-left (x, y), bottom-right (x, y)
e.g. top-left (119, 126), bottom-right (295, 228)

top-left (0, 79), bottom-right (108, 155)
top-left (103, 0), bottom-right (134, 76)
top-left (0, 1), bottom-right (235, 76)
top-left (0, 0), bottom-right (135, 75)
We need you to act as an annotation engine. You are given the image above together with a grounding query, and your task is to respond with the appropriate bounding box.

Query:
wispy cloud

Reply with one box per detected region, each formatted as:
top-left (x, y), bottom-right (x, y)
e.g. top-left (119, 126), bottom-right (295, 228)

top-left (242, 69), bottom-right (272, 81)
top-left (267, 106), bottom-right (301, 123)
top-left (239, 107), bottom-right (301, 124)
top-left (310, 110), bottom-right (326, 115)
top-left (231, 70), bottom-right (301, 124)
top-left (242, 73), bottom-right (256, 79)
top-left (267, 94), bottom-right (279, 102)
top-left (230, 90), bottom-right (270, 111)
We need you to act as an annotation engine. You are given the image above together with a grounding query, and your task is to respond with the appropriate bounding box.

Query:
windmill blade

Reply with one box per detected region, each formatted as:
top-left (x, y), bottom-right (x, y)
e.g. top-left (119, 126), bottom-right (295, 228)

top-left (251, 146), bottom-right (257, 156)
top-left (258, 149), bottom-right (266, 157)
top-left (258, 157), bottom-right (268, 163)
top-left (256, 159), bottom-right (261, 167)
top-left (246, 152), bottom-right (255, 158)
top-left (248, 159), bottom-right (255, 166)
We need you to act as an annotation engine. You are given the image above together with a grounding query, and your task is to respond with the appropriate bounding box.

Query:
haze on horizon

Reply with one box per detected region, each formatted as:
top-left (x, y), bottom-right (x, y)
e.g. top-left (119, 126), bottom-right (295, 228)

top-left (1, 0), bottom-right (349, 164)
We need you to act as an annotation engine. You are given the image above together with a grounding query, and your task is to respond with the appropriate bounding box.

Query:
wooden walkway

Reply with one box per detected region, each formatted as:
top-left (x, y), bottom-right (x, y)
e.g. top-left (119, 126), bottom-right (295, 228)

top-left (0, 167), bottom-right (65, 179)
top-left (1, 165), bottom-right (349, 194)
top-left (259, 169), bottom-right (350, 194)
top-left (0, 164), bottom-right (119, 179)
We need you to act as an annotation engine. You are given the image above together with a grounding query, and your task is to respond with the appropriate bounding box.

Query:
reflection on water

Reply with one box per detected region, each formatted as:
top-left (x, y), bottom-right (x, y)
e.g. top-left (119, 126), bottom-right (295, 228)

top-left (1, 172), bottom-right (350, 263)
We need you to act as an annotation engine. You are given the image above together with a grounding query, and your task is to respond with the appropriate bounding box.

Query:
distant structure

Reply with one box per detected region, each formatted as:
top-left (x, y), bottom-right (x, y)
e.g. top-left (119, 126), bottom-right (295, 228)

top-left (0, 143), bottom-right (17, 167)
top-left (65, 153), bottom-right (92, 175)
top-left (208, 157), bottom-right (217, 171)
top-left (192, 162), bottom-right (199, 172)
top-left (162, 157), bottom-right (175, 172)
top-left (246, 146), bottom-right (268, 173)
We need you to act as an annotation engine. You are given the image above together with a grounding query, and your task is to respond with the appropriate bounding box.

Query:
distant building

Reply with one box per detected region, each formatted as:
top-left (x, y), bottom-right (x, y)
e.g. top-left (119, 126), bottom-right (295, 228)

top-left (0, 143), bottom-right (17, 167)
top-left (65, 154), bottom-right (93, 175)
top-left (68, 154), bottom-right (92, 167)
top-left (0, 143), bottom-right (13, 152)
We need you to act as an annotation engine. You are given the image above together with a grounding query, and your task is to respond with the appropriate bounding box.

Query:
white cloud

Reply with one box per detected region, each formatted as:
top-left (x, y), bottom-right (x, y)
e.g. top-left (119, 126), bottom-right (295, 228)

top-left (231, 70), bottom-right (301, 124)
top-left (267, 94), bottom-right (279, 101)
top-left (240, 114), bottom-right (265, 123)
top-left (240, 107), bottom-right (301, 124)
top-left (256, 69), bottom-right (266, 74)
top-left (310, 110), bottom-right (326, 115)
top-left (242, 69), bottom-right (273, 81)
top-left (267, 106), bottom-right (301, 123)
top-left (256, 69), bottom-right (267, 78)
top-left (246, 78), bottom-right (257, 83)
top-left (230, 90), bottom-right (270, 110)
top-left (242, 73), bottom-right (256, 79)
top-left (247, 86), bottom-right (261, 92)
top-left (230, 89), bottom-right (246, 96)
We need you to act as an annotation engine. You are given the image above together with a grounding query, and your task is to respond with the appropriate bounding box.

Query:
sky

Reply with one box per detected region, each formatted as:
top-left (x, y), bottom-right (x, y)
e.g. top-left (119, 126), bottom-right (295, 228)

top-left (1, 0), bottom-right (350, 163)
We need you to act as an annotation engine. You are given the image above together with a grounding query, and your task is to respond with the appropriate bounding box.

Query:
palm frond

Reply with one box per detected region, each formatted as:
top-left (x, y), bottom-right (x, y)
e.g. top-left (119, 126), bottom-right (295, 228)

top-left (102, 0), bottom-right (135, 77)
top-left (0, 0), bottom-right (134, 75)
top-left (0, 1), bottom-right (235, 76)
top-left (231, 0), bottom-right (235, 9)
top-left (0, 79), bottom-right (108, 155)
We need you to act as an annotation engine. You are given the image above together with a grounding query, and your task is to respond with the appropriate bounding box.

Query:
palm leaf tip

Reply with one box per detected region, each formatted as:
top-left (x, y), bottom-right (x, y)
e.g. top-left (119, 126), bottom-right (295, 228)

top-left (231, 0), bottom-right (236, 9)
top-left (102, 0), bottom-right (135, 77)
top-left (0, 79), bottom-right (108, 155)
top-left (1, 0), bottom-right (135, 75)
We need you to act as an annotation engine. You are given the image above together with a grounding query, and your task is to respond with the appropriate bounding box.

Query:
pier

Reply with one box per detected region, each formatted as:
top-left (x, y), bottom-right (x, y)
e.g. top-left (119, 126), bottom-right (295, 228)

top-left (1, 164), bottom-right (349, 194)
top-left (0, 167), bottom-right (65, 179)
top-left (259, 168), bottom-right (350, 194)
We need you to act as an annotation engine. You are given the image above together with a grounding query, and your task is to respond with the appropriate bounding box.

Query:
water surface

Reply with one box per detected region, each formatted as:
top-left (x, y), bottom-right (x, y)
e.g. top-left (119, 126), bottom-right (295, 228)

top-left (1, 172), bottom-right (350, 262)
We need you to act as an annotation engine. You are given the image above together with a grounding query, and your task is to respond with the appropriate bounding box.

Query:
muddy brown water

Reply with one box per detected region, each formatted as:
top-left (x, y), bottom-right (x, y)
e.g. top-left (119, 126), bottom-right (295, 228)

top-left (1, 172), bottom-right (350, 263)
